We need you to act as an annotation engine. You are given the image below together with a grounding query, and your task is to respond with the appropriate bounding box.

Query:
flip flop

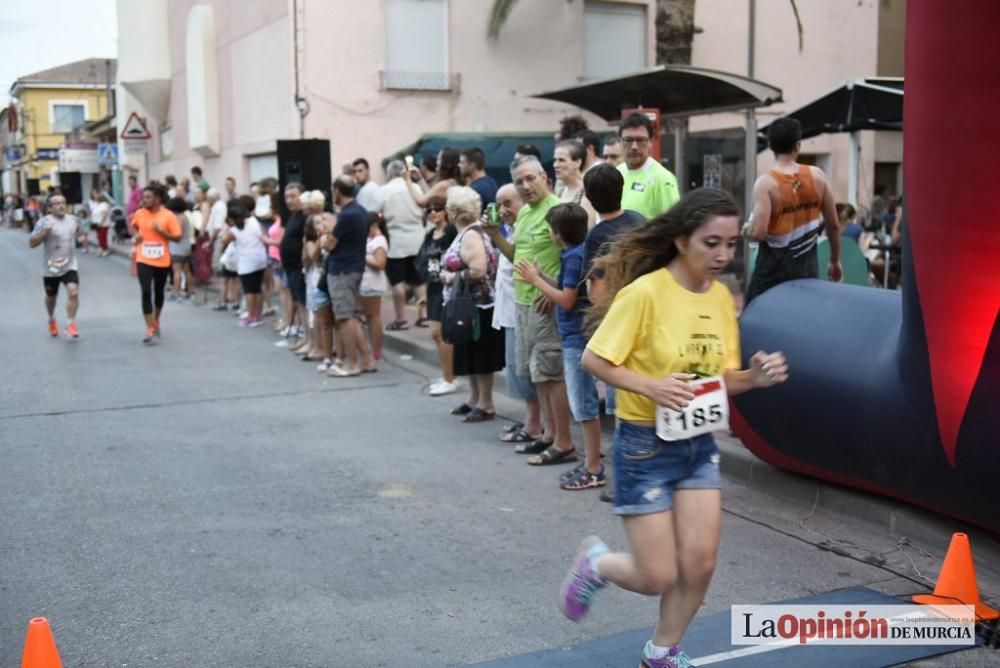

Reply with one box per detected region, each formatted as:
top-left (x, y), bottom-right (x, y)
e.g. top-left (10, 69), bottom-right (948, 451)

top-left (385, 320), bottom-right (410, 331)
top-left (450, 403), bottom-right (473, 416)
top-left (502, 422), bottom-right (525, 435)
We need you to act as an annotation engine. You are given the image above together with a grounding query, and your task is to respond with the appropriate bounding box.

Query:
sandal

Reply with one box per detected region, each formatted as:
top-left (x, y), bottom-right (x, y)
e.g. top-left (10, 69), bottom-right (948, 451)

top-left (560, 466), bottom-right (607, 490)
top-left (502, 422), bottom-right (525, 435)
top-left (450, 403), bottom-right (473, 416)
top-left (560, 463), bottom-right (586, 483)
top-left (415, 317), bottom-right (430, 328)
top-left (515, 438), bottom-right (554, 455)
top-left (385, 320), bottom-right (410, 331)
top-left (500, 428), bottom-right (538, 444)
top-left (528, 445), bottom-right (579, 466)
top-left (463, 408), bottom-right (496, 423)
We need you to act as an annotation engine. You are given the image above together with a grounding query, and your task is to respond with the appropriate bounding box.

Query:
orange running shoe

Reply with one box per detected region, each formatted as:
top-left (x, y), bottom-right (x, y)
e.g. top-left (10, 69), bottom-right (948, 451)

top-left (48, 319), bottom-right (59, 337)
top-left (152, 319), bottom-right (161, 338)
top-left (65, 322), bottom-right (79, 339)
top-left (142, 327), bottom-right (156, 345)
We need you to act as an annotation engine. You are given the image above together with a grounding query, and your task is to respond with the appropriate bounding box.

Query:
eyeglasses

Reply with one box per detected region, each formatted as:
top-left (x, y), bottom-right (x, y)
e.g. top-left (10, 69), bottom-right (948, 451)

top-left (427, 205), bottom-right (445, 213)
top-left (621, 137), bottom-right (650, 146)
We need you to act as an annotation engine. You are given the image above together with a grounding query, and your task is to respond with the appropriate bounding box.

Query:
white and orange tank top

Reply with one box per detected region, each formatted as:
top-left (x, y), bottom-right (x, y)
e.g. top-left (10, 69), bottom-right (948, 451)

top-left (765, 165), bottom-right (822, 256)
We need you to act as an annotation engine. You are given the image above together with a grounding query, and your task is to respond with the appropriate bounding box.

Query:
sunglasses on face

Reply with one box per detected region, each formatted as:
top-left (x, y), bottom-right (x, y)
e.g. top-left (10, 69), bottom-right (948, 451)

top-left (427, 205), bottom-right (445, 213)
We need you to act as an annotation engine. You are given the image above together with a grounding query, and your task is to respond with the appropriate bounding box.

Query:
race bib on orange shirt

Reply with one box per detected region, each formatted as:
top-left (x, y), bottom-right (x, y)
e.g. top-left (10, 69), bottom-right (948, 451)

top-left (141, 243), bottom-right (165, 260)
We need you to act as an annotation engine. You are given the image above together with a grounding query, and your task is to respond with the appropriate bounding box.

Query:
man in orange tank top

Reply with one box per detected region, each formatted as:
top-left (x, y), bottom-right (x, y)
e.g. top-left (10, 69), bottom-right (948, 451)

top-left (744, 117), bottom-right (842, 303)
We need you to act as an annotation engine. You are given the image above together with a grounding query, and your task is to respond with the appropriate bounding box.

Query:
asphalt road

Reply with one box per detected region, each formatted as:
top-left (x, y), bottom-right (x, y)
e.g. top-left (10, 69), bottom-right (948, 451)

top-left (0, 227), bottom-right (992, 667)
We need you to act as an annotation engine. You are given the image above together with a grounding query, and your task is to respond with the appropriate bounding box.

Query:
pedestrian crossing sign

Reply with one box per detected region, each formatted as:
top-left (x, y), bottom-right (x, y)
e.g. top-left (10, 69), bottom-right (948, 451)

top-left (98, 143), bottom-right (119, 167)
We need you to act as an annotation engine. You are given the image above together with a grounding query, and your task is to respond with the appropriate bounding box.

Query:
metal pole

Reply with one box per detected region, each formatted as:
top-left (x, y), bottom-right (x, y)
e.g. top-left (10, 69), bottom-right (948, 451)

top-left (742, 0), bottom-right (758, 289)
top-left (848, 130), bottom-right (860, 205)
top-left (293, 0), bottom-right (304, 139)
top-left (674, 119), bottom-right (687, 193)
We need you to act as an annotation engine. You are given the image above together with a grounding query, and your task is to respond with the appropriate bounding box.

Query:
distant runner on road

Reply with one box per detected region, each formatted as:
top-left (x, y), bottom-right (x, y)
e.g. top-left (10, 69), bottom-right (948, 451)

top-left (28, 194), bottom-right (84, 339)
top-left (132, 182), bottom-right (183, 344)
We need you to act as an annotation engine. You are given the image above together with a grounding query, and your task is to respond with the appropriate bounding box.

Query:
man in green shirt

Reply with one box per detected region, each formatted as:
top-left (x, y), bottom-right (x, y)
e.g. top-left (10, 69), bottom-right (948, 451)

top-left (618, 112), bottom-right (680, 219)
top-left (486, 156), bottom-right (576, 465)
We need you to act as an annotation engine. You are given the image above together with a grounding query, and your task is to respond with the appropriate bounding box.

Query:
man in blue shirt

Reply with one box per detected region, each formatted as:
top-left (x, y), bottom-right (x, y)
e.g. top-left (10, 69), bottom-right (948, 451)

top-left (324, 175), bottom-right (370, 377)
top-left (460, 148), bottom-right (497, 213)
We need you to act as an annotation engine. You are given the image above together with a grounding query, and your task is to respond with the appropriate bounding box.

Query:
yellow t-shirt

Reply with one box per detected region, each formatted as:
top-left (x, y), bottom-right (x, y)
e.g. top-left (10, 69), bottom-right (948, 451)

top-left (586, 268), bottom-right (741, 423)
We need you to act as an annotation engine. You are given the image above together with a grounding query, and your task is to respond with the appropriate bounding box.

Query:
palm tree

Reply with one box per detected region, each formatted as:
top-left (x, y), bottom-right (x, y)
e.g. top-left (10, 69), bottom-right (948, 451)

top-left (487, 0), bottom-right (804, 60)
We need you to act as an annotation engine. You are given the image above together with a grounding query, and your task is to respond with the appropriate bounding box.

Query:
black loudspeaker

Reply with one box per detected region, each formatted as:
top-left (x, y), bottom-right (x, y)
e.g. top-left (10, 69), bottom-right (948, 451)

top-left (277, 139), bottom-right (332, 212)
top-left (58, 172), bottom-right (83, 204)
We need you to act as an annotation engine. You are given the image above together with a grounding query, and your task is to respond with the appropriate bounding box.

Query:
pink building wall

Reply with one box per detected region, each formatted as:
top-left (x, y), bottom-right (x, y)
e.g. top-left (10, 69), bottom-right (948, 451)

top-left (130, 0), bottom-right (656, 189)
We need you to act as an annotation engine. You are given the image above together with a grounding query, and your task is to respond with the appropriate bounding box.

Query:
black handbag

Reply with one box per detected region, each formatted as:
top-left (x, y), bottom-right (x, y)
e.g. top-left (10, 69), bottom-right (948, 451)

top-left (442, 273), bottom-right (478, 345)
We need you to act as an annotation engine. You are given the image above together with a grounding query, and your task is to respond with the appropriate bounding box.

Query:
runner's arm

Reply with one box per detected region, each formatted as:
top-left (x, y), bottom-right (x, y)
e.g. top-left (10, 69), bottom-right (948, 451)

top-left (747, 177), bottom-right (771, 241)
top-left (582, 350), bottom-right (696, 411)
top-left (28, 224), bottom-right (49, 247)
top-left (815, 168), bottom-right (841, 264)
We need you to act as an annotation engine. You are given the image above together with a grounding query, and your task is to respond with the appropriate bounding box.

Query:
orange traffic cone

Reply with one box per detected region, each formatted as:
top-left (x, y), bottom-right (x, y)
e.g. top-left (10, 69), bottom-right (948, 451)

top-left (20, 617), bottom-right (63, 668)
top-left (913, 532), bottom-right (999, 621)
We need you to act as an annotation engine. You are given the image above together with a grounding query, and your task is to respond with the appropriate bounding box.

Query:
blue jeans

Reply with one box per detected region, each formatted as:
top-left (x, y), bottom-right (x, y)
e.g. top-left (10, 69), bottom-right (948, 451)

top-left (562, 346), bottom-right (600, 422)
top-left (504, 327), bottom-right (537, 401)
top-left (612, 422), bottom-right (721, 516)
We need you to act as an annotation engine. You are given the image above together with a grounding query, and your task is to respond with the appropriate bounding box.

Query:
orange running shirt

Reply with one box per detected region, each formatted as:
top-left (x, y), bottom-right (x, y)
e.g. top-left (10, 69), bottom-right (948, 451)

top-left (764, 164), bottom-right (822, 250)
top-left (132, 207), bottom-right (181, 268)
top-left (746, 165), bottom-right (824, 302)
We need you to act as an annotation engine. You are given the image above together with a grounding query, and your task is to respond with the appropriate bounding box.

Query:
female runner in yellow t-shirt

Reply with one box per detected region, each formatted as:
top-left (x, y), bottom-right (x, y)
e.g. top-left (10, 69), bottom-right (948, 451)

top-left (559, 189), bottom-right (789, 668)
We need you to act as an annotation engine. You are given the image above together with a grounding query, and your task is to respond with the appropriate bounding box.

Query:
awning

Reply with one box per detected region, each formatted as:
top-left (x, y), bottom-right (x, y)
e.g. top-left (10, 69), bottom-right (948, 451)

top-left (384, 132), bottom-right (571, 185)
top-left (531, 65), bottom-right (783, 121)
top-left (759, 77), bottom-right (903, 140)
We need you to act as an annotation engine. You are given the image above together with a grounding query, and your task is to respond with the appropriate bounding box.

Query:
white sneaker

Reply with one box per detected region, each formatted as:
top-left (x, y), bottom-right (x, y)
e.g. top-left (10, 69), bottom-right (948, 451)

top-left (429, 379), bottom-right (460, 396)
top-left (274, 339), bottom-right (291, 348)
top-left (278, 325), bottom-right (291, 337)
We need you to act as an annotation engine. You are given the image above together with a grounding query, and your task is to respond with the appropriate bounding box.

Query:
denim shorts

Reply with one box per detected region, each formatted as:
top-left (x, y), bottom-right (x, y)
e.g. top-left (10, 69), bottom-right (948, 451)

top-left (307, 286), bottom-right (330, 312)
top-left (563, 346), bottom-right (600, 422)
top-left (613, 422), bottom-right (721, 516)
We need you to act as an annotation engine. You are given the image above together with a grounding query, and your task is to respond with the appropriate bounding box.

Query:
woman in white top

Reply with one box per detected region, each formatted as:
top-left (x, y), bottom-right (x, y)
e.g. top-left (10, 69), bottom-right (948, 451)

top-left (360, 212), bottom-right (390, 363)
top-left (220, 203), bottom-right (268, 327)
top-left (89, 190), bottom-right (111, 256)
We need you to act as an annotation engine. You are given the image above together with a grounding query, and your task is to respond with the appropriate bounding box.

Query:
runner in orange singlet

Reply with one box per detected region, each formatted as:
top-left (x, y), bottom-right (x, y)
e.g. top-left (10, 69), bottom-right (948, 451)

top-left (132, 182), bottom-right (182, 344)
top-left (745, 117), bottom-right (842, 303)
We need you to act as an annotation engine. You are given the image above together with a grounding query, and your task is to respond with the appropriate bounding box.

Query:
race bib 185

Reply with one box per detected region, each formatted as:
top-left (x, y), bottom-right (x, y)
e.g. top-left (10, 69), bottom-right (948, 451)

top-left (656, 376), bottom-right (729, 441)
